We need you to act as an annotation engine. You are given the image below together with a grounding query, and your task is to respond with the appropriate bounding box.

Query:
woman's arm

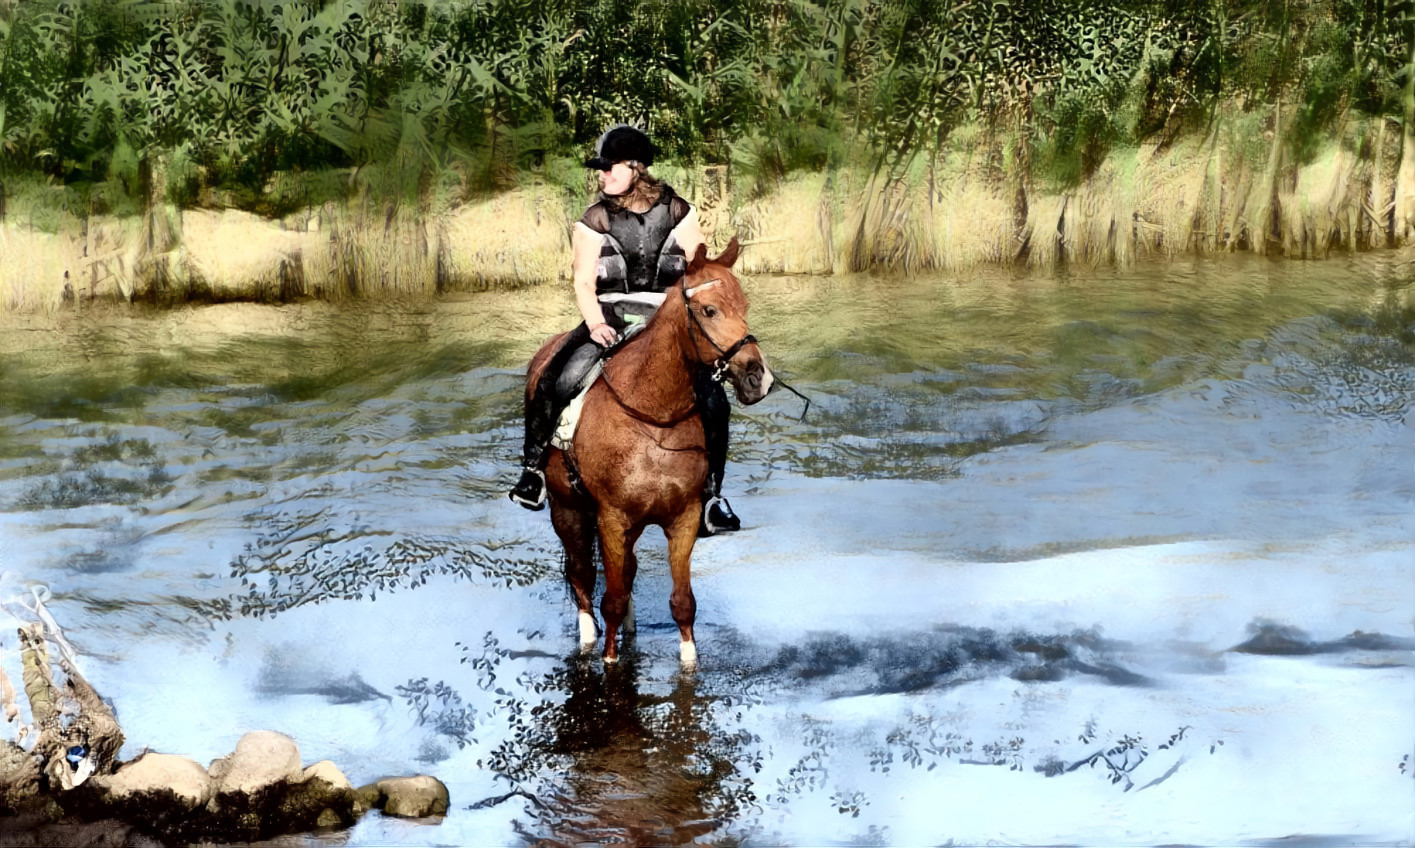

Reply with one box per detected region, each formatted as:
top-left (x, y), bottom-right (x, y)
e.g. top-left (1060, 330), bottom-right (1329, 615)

top-left (673, 207), bottom-right (705, 261)
top-left (571, 223), bottom-right (618, 346)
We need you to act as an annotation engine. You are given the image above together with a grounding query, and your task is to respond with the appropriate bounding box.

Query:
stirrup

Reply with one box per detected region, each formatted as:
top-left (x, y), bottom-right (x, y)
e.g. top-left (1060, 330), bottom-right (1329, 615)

top-left (700, 496), bottom-right (741, 536)
top-left (509, 468), bottom-right (547, 511)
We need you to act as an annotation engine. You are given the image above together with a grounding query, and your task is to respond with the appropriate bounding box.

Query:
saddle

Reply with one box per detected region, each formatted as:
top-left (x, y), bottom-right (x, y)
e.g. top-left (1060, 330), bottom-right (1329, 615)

top-left (551, 292), bottom-right (663, 450)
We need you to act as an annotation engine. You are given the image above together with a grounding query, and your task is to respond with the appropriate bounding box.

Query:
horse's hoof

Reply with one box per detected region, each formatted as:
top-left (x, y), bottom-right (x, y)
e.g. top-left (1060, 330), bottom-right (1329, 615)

top-left (578, 612), bottom-right (597, 646)
top-left (679, 641), bottom-right (698, 668)
top-left (623, 597), bottom-right (636, 634)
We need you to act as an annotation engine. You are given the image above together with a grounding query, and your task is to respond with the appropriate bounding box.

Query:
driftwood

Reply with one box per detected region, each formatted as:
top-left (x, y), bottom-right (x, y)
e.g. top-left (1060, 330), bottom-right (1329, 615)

top-left (0, 616), bottom-right (447, 845)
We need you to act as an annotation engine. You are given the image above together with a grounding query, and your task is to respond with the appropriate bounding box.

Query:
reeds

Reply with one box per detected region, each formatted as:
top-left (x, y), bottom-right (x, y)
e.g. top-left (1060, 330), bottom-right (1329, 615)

top-left (732, 111), bottom-right (1415, 274)
top-left (0, 191), bottom-right (576, 309)
top-left (10, 111), bottom-right (1415, 310)
top-left (4, 0), bottom-right (1415, 308)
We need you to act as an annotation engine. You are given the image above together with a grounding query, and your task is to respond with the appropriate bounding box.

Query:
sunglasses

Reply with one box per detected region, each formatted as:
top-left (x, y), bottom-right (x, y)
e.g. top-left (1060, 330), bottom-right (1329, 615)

top-left (592, 160), bottom-right (640, 172)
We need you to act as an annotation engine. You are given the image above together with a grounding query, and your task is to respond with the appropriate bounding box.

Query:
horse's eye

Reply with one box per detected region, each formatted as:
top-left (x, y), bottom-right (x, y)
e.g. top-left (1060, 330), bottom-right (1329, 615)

top-left (703, 305), bottom-right (719, 319)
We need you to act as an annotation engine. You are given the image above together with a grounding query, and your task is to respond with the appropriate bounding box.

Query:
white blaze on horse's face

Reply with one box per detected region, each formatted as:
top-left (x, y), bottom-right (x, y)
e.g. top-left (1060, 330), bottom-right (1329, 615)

top-left (684, 279), bottom-right (721, 299)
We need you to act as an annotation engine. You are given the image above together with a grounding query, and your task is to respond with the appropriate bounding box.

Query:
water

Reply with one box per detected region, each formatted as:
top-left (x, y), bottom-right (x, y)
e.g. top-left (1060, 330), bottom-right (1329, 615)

top-left (0, 253), bottom-right (1411, 845)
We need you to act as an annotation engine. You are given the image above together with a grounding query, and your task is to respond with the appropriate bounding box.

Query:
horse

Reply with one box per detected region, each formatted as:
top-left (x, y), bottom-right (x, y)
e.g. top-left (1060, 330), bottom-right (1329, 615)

top-left (524, 237), bottom-right (772, 667)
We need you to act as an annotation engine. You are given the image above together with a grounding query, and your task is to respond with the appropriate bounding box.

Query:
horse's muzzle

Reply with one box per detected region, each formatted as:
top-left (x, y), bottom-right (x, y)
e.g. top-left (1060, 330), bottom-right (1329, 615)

top-left (727, 349), bottom-right (773, 405)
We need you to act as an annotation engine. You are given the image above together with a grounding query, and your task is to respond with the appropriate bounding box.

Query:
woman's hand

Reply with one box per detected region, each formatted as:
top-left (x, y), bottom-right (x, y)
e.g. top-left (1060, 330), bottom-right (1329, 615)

top-left (589, 323), bottom-right (620, 347)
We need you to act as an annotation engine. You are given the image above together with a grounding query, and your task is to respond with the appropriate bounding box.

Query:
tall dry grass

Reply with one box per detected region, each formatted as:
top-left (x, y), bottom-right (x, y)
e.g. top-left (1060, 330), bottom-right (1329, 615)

top-left (6, 113), bottom-right (1415, 312)
top-left (733, 111), bottom-right (1415, 273)
top-left (0, 185), bottom-right (575, 311)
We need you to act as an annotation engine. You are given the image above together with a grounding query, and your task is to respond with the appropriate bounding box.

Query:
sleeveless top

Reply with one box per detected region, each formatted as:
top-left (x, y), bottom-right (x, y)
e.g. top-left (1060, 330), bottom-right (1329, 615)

top-left (578, 185), bottom-right (692, 295)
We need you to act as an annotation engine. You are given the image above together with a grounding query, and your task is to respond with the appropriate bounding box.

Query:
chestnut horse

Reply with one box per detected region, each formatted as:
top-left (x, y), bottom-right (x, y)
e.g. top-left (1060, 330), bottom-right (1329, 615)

top-left (525, 238), bottom-right (772, 666)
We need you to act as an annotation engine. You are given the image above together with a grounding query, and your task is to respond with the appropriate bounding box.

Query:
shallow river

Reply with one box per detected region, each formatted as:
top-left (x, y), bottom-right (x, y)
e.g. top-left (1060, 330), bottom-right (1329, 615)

top-left (0, 253), bottom-right (1412, 846)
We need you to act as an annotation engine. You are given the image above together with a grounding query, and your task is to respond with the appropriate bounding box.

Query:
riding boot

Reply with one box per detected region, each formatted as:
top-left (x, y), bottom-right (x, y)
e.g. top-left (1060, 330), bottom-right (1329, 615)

top-left (509, 385), bottom-right (559, 510)
top-left (695, 370), bottom-right (741, 536)
top-left (510, 327), bottom-right (589, 510)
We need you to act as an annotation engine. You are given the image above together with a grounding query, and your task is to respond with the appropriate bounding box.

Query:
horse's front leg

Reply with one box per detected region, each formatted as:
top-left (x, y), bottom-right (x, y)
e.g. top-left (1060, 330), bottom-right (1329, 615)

top-left (550, 499), bottom-right (598, 648)
top-left (665, 507), bottom-right (701, 668)
top-left (597, 509), bottom-right (643, 664)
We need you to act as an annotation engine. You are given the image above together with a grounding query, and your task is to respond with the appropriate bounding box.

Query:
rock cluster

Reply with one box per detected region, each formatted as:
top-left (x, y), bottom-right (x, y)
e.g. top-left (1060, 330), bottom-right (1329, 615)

top-left (57, 730), bottom-right (449, 843)
top-left (0, 619), bottom-right (448, 844)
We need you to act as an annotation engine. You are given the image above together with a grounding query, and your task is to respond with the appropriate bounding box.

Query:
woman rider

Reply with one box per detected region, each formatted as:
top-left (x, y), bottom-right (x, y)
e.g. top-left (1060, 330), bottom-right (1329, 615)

top-left (508, 125), bottom-right (742, 535)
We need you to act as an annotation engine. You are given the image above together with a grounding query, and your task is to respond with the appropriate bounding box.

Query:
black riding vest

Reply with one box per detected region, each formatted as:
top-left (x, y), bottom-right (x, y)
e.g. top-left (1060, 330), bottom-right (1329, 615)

top-left (581, 188), bottom-right (690, 295)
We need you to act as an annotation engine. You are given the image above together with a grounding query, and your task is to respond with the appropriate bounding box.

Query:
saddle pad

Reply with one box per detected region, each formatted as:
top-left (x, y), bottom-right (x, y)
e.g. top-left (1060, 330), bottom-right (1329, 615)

top-left (552, 360), bottom-right (604, 450)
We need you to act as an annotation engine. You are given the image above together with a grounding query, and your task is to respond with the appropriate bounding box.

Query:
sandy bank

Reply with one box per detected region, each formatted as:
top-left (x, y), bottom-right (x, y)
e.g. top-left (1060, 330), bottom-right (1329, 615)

top-left (4, 117), bottom-right (1414, 312)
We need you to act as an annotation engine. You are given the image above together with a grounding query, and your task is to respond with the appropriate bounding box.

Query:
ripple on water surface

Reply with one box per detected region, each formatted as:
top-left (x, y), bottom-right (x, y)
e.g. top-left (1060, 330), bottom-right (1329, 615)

top-left (0, 254), bottom-right (1411, 845)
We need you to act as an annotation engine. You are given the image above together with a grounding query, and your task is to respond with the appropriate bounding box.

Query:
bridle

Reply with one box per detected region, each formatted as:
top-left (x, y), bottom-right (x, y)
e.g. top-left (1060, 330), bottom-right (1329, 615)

top-left (680, 276), bottom-right (811, 419)
top-left (681, 278), bottom-right (757, 383)
top-left (600, 274), bottom-right (810, 424)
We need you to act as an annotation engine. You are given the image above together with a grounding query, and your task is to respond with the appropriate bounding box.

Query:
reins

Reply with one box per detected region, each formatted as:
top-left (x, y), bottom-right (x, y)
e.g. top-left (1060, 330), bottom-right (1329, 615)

top-left (595, 277), bottom-right (812, 426)
top-left (768, 373), bottom-right (812, 421)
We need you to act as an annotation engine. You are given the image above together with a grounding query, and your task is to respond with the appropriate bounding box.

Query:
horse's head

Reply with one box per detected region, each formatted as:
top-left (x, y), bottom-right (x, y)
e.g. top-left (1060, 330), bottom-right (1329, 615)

top-left (678, 238), bottom-right (773, 405)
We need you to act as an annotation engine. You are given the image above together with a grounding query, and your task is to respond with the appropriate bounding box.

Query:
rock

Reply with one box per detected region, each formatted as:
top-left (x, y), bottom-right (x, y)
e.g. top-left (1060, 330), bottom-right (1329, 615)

top-left (276, 760), bottom-right (359, 830)
top-left (213, 731), bottom-right (301, 797)
top-left (0, 815), bottom-right (162, 847)
top-left (368, 775), bottom-right (449, 819)
top-left (300, 760), bottom-right (352, 791)
top-left (353, 782), bottom-right (382, 812)
top-left (0, 742), bottom-right (44, 816)
top-left (89, 753), bottom-right (212, 813)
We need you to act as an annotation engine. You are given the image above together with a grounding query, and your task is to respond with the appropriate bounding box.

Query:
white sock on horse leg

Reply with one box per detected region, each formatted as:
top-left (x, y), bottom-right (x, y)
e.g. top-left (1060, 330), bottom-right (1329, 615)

top-left (679, 640), bottom-right (697, 668)
top-left (578, 612), bottom-right (596, 647)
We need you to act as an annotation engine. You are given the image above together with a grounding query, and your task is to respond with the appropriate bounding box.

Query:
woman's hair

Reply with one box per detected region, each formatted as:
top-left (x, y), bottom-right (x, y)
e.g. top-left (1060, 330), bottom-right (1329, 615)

top-left (606, 161), bottom-right (664, 210)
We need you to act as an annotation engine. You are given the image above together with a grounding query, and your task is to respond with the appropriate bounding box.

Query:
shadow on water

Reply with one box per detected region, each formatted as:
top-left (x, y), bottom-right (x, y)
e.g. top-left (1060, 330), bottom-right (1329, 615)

top-left (751, 625), bottom-right (1151, 692)
top-left (466, 641), bottom-right (758, 847)
top-left (1229, 620), bottom-right (1415, 658)
top-left (387, 622), bottom-right (1344, 843)
top-left (388, 613), bottom-right (1413, 842)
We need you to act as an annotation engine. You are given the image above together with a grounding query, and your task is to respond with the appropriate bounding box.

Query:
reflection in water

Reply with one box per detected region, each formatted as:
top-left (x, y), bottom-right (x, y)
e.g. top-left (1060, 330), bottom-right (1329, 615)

top-left (398, 623), bottom-right (1335, 842)
top-left (194, 503), bottom-right (559, 621)
top-left (466, 639), bottom-right (758, 846)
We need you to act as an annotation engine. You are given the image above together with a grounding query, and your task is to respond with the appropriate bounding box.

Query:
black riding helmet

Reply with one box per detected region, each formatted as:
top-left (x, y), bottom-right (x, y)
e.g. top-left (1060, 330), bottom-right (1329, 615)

top-left (584, 125), bottom-right (656, 170)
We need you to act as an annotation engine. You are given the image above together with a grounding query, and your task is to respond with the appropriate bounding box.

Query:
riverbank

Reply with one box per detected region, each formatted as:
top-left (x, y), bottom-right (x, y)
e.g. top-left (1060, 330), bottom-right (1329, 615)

top-left (4, 112), bottom-right (1415, 313)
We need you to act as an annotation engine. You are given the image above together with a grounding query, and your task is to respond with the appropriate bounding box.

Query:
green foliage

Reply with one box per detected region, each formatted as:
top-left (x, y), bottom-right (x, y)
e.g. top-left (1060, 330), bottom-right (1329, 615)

top-left (0, 0), bottom-right (1409, 215)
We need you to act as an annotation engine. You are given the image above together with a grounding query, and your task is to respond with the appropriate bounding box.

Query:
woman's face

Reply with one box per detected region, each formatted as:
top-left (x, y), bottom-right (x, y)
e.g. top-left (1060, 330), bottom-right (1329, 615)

top-left (599, 161), bottom-right (636, 196)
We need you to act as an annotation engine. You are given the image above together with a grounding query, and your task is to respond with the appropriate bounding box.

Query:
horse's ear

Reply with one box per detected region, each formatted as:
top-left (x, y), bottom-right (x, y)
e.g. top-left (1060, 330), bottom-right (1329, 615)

top-left (714, 237), bottom-right (741, 269)
top-left (687, 242), bottom-right (709, 274)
